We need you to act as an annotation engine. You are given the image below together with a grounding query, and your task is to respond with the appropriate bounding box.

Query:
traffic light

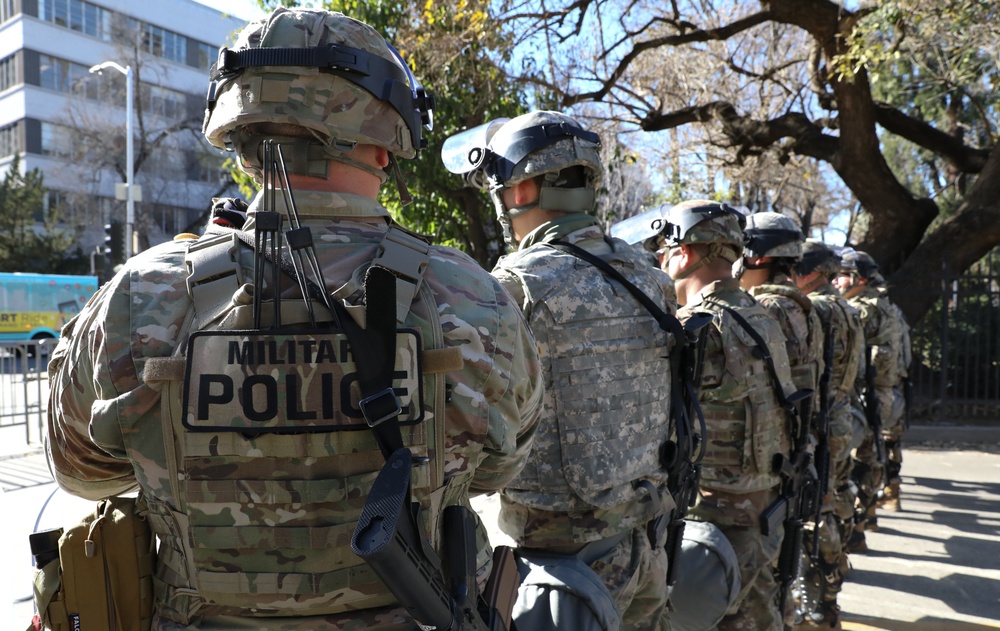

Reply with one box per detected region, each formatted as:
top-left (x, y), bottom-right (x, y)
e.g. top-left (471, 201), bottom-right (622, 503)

top-left (104, 221), bottom-right (126, 265)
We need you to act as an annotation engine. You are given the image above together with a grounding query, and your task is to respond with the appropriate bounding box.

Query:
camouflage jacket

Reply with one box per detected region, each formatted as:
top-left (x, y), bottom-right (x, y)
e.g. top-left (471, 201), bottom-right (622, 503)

top-left (492, 213), bottom-right (677, 547)
top-left (46, 190), bottom-right (543, 630)
top-left (810, 284), bottom-right (863, 395)
top-left (680, 279), bottom-right (795, 493)
top-left (848, 285), bottom-right (904, 389)
top-left (747, 274), bottom-right (823, 399)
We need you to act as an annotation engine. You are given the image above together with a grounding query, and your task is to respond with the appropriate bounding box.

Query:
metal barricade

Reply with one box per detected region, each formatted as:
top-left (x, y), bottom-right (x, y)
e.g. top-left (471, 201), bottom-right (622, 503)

top-left (0, 340), bottom-right (53, 445)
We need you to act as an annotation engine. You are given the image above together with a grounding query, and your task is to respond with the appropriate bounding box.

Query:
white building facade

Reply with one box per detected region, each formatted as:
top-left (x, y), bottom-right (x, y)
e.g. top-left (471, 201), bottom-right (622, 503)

top-left (0, 0), bottom-right (248, 264)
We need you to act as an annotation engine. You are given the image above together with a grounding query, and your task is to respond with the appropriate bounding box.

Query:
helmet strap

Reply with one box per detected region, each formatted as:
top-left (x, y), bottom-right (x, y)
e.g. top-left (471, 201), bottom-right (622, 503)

top-left (672, 243), bottom-right (739, 281)
top-left (233, 131), bottom-right (392, 185)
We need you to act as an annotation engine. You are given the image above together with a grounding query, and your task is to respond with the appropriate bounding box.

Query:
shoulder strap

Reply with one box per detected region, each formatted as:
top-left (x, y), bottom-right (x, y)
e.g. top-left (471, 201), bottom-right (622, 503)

top-left (715, 304), bottom-right (811, 414)
top-left (547, 239), bottom-right (684, 344)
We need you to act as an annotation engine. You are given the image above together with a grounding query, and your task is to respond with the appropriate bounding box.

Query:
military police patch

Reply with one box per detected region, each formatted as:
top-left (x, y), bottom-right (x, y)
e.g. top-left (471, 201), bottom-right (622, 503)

top-left (182, 328), bottom-right (424, 432)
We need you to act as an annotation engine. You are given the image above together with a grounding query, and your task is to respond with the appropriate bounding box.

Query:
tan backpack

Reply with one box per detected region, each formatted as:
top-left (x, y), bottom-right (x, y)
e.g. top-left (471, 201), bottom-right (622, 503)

top-left (29, 495), bottom-right (154, 631)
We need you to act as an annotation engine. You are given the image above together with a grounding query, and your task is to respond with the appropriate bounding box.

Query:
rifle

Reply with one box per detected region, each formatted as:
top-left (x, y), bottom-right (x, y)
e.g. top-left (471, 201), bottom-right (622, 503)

top-left (760, 381), bottom-right (817, 620)
top-left (810, 315), bottom-right (835, 560)
top-left (864, 347), bottom-right (886, 465)
top-left (661, 312), bottom-right (712, 587)
top-left (352, 448), bottom-right (513, 631)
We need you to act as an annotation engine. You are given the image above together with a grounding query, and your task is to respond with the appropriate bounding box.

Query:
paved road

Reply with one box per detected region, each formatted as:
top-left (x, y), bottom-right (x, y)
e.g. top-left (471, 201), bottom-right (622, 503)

top-left (3, 435), bottom-right (999, 629)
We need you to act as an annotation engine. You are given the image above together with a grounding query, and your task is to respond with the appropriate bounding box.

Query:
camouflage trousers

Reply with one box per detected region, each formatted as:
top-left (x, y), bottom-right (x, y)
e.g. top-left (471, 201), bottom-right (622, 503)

top-left (689, 487), bottom-right (783, 631)
top-left (589, 526), bottom-right (671, 631)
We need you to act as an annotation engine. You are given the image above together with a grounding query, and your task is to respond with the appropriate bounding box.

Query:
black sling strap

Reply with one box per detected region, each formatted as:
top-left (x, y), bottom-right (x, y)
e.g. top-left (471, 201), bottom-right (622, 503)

top-left (548, 239), bottom-right (685, 344)
top-left (715, 303), bottom-right (812, 414)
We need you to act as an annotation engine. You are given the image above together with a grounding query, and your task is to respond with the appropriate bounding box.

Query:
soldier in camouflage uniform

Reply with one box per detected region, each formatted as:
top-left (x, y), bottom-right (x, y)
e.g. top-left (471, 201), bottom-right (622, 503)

top-left (45, 8), bottom-right (543, 630)
top-left (456, 110), bottom-right (677, 630)
top-left (659, 201), bottom-right (797, 631)
top-left (835, 250), bottom-right (907, 549)
top-left (791, 240), bottom-right (864, 630)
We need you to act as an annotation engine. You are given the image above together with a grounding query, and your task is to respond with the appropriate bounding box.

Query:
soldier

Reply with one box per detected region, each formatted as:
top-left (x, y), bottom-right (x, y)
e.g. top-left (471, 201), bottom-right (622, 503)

top-left (659, 200), bottom-right (798, 631)
top-left (835, 250), bottom-right (907, 548)
top-left (45, 7), bottom-right (543, 630)
top-left (462, 110), bottom-right (677, 630)
top-left (791, 240), bottom-right (865, 630)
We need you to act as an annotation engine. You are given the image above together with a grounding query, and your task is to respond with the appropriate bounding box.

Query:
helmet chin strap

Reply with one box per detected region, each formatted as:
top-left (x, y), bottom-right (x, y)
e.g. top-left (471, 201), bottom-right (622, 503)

top-left (233, 131), bottom-right (391, 185)
top-left (672, 243), bottom-right (740, 281)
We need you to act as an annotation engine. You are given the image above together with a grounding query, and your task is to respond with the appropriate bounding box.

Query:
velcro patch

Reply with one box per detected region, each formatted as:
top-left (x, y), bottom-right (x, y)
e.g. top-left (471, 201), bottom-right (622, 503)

top-left (182, 328), bottom-right (424, 433)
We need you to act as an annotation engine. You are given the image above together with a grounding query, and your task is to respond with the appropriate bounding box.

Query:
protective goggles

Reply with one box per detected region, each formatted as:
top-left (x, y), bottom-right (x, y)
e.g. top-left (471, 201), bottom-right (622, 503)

top-left (653, 202), bottom-right (746, 245)
top-left (441, 119), bottom-right (600, 185)
top-left (743, 228), bottom-right (803, 258)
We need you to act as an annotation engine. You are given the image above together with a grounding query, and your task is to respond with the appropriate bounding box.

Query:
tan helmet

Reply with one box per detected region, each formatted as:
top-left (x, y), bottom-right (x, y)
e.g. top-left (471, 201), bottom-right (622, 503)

top-left (659, 200), bottom-right (745, 257)
top-left (202, 7), bottom-right (433, 182)
top-left (840, 249), bottom-right (884, 285)
top-left (743, 212), bottom-right (803, 259)
top-left (795, 239), bottom-right (841, 277)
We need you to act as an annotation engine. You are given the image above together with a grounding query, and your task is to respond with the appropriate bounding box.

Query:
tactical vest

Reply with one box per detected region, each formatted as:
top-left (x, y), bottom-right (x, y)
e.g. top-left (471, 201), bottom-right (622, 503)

top-left (129, 227), bottom-right (455, 622)
top-left (851, 288), bottom-right (903, 388)
top-left (696, 293), bottom-right (792, 493)
top-left (809, 293), bottom-right (862, 394)
top-left (748, 282), bottom-right (822, 398)
top-left (500, 238), bottom-right (674, 514)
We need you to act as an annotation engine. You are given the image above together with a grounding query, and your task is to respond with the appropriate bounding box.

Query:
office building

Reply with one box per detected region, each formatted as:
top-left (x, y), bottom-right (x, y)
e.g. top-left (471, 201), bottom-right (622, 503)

top-left (0, 0), bottom-right (248, 266)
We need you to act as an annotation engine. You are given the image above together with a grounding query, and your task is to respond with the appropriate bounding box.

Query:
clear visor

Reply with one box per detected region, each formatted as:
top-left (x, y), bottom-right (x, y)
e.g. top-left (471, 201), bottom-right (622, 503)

top-left (440, 118), bottom-right (511, 175)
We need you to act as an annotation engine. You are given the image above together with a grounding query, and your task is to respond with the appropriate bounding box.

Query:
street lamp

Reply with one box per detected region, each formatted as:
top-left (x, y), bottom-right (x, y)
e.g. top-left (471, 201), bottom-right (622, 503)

top-left (89, 61), bottom-right (134, 259)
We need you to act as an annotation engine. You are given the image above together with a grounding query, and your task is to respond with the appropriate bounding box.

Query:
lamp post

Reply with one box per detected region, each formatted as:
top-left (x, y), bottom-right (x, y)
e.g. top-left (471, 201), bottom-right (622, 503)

top-left (89, 61), bottom-right (134, 259)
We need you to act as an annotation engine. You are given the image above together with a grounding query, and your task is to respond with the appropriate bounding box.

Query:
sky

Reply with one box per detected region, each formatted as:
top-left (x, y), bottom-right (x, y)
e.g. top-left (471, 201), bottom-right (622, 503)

top-left (192, 0), bottom-right (267, 22)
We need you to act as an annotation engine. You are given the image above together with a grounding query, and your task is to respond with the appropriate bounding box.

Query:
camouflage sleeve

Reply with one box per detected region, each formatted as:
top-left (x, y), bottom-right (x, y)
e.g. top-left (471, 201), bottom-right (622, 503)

top-left (491, 267), bottom-right (528, 313)
top-left (467, 275), bottom-right (542, 494)
top-left (46, 271), bottom-right (140, 501)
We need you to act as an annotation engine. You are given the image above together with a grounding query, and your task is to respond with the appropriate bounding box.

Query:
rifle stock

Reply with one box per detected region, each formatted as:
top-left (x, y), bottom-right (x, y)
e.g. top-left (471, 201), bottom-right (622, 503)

top-left (352, 448), bottom-right (493, 631)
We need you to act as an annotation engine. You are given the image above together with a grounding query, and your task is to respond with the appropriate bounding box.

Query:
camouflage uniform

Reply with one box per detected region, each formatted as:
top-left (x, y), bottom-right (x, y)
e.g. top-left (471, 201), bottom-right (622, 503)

top-left (793, 239), bottom-right (864, 627)
top-left (846, 284), bottom-right (905, 532)
top-left (494, 213), bottom-right (676, 631)
top-left (682, 279), bottom-right (796, 631)
top-left (878, 291), bottom-right (911, 511)
top-left (467, 111), bottom-right (675, 631)
top-left (46, 8), bottom-right (543, 631)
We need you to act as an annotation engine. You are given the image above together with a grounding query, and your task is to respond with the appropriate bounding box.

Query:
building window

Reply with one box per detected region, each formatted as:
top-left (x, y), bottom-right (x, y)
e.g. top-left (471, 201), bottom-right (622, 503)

top-left (40, 121), bottom-right (73, 158)
top-left (0, 0), bottom-right (16, 24)
top-left (39, 0), bottom-right (112, 41)
top-left (0, 121), bottom-right (21, 158)
top-left (196, 42), bottom-right (217, 73)
top-left (142, 84), bottom-right (188, 120)
top-left (131, 20), bottom-right (187, 64)
top-left (0, 53), bottom-right (18, 92)
top-left (39, 54), bottom-right (105, 100)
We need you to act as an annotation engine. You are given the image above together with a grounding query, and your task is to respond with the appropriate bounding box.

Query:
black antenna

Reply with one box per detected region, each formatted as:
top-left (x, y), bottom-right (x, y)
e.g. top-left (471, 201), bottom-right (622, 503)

top-left (271, 141), bottom-right (342, 329)
top-left (254, 140), bottom-right (283, 329)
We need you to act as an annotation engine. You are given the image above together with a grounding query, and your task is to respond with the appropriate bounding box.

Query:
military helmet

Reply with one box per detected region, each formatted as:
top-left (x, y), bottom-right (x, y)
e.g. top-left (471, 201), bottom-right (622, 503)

top-left (482, 111), bottom-right (603, 193)
top-left (743, 212), bottom-right (803, 259)
top-left (658, 200), bottom-right (746, 259)
top-left (851, 250), bottom-right (880, 279)
top-left (202, 7), bottom-right (434, 176)
top-left (795, 239), bottom-right (841, 276)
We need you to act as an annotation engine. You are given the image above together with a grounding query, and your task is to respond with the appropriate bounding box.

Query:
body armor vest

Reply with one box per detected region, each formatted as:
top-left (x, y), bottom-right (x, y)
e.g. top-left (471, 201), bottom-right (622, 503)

top-left (695, 288), bottom-right (792, 493)
top-left (500, 238), bottom-right (674, 515)
top-left (850, 287), bottom-right (904, 388)
top-left (809, 290), bottom-right (862, 393)
top-left (748, 282), bottom-right (823, 399)
top-left (127, 231), bottom-right (452, 622)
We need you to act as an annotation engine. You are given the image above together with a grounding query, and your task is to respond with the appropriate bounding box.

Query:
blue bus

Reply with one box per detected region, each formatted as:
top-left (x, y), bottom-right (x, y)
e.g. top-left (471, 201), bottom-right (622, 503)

top-left (0, 273), bottom-right (98, 342)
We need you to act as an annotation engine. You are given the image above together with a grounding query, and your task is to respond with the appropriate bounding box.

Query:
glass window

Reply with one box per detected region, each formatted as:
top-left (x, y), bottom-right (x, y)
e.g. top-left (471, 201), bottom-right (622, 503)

top-left (196, 42), bottom-right (216, 72)
top-left (0, 54), bottom-right (18, 92)
top-left (41, 122), bottom-right (73, 158)
top-left (0, 122), bottom-right (20, 158)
